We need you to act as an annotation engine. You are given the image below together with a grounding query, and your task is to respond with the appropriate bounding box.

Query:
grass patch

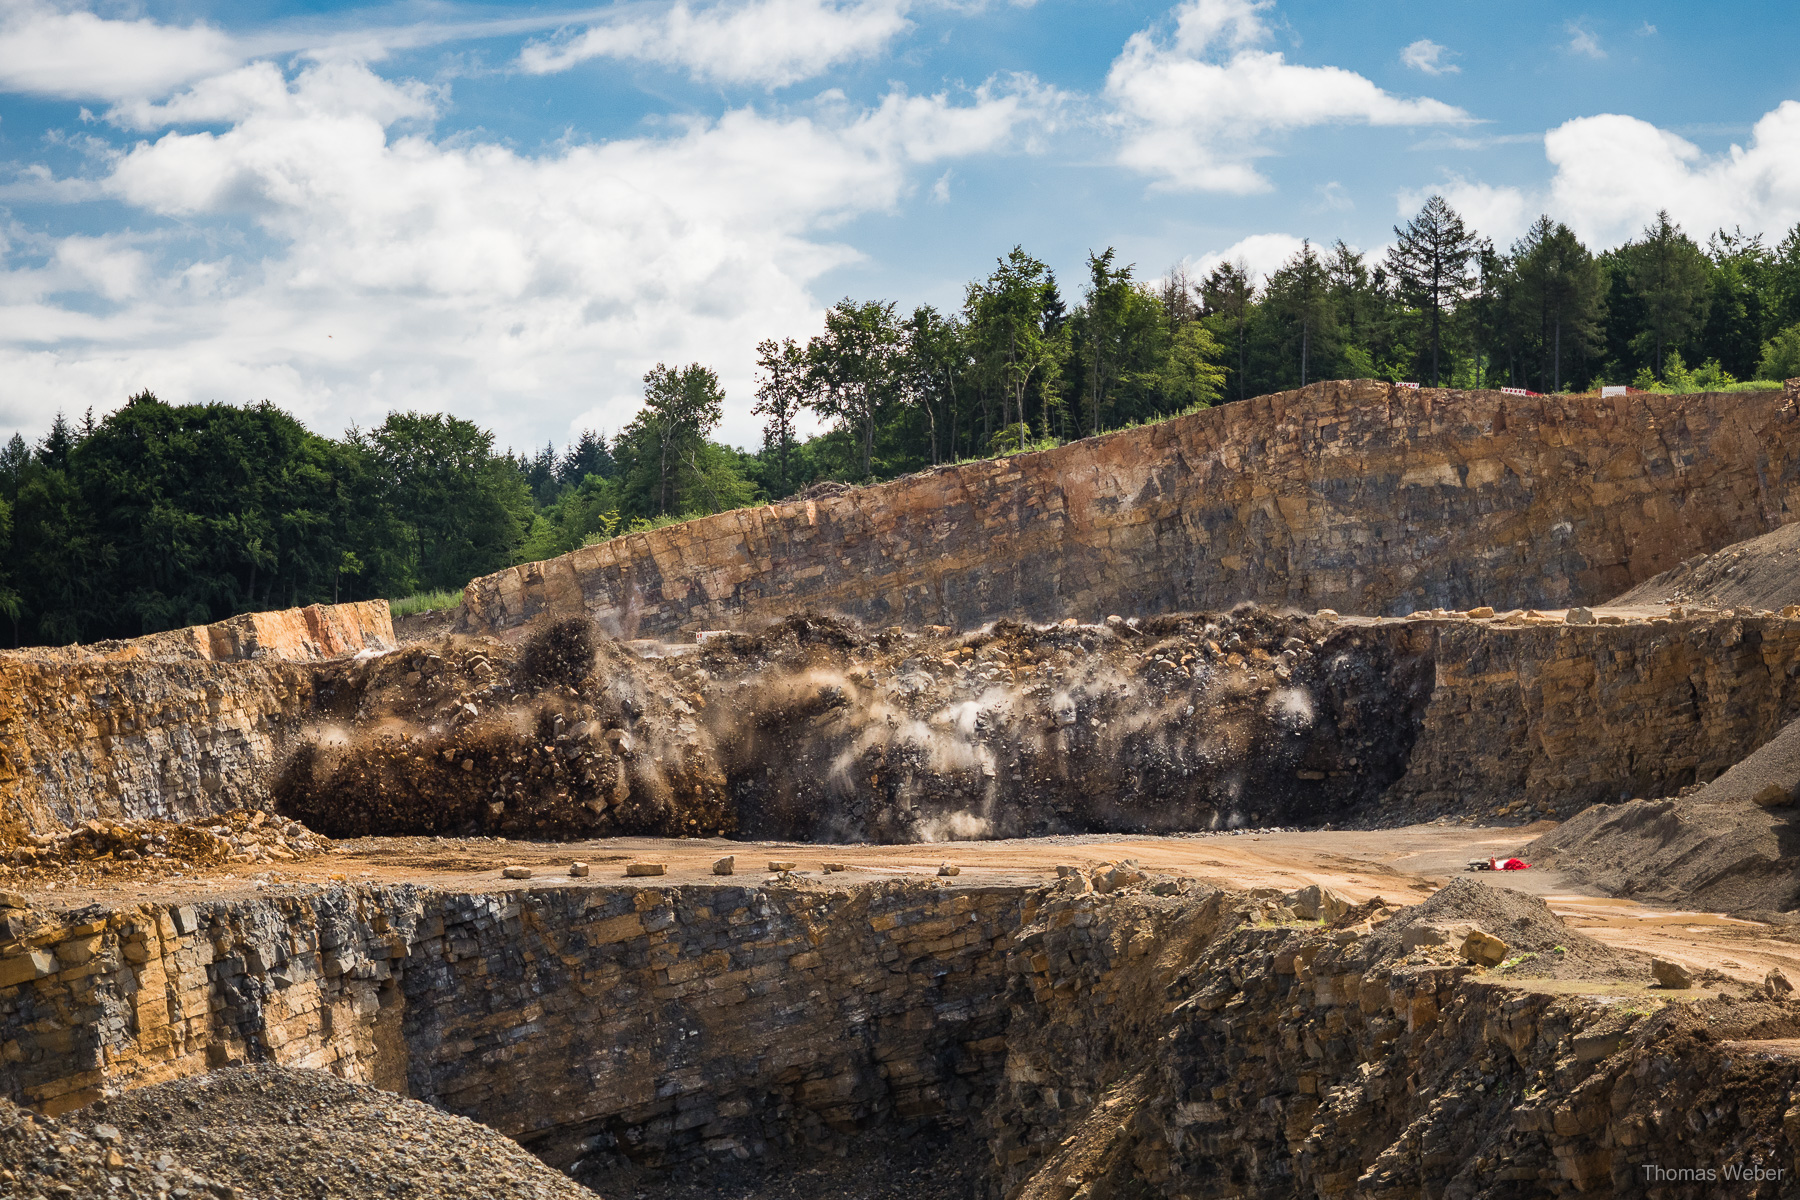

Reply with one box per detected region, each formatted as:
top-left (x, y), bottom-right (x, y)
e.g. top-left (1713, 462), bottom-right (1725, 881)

top-left (389, 589), bottom-right (463, 619)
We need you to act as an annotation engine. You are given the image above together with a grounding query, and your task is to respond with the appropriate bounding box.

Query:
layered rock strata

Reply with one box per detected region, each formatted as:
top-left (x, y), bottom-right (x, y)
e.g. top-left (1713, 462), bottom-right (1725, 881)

top-left (458, 381), bottom-right (1800, 640)
top-left (0, 601), bottom-right (392, 838)
top-left (3, 878), bottom-right (1798, 1197)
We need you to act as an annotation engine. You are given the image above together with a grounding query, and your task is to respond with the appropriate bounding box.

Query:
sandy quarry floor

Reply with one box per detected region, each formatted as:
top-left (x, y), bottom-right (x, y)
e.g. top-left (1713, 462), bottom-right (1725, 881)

top-left (23, 819), bottom-right (1800, 992)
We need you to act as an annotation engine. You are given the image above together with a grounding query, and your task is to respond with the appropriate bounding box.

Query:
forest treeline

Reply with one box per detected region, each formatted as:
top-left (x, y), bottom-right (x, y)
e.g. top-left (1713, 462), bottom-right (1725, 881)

top-left (5, 198), bottom-right (1800, 648)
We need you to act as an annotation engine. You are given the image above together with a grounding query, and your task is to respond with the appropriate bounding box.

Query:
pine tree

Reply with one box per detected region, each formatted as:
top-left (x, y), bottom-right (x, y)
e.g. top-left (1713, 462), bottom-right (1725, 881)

top-left (1387, 195), bottom-right (1475, 386)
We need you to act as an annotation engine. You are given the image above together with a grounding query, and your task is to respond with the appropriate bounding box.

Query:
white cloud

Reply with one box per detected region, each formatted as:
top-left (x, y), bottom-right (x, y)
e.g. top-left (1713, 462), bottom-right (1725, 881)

top-left (1396, 175), bottom-right (1533, 245)
top-left (0, 0), bottom-right (240, 101)
top-left (1565, 20), bottom-right (1604, 59)
top-left (1186, 232), bottom-right (1307, 285)
top-left (1544, 103), bottom-right (1800, 246)
top-left (0, 60), bottom-right (1050, 447)
top-left (1105, 0), bottom-right (1470, 193)
top-left (518, 0), bottom-right (913, 88)
top-left (1399, 38), bottom-right (1458, 76)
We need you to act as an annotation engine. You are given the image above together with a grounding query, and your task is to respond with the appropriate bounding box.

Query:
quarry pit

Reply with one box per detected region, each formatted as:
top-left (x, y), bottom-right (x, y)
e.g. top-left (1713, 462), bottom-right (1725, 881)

top-left (8, 380), bottom-right (1800, 1198)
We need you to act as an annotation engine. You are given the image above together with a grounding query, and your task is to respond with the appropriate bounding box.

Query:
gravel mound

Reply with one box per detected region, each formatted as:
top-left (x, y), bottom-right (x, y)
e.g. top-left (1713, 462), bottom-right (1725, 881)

top-left (1363, 876), bottom-right (1641, 980)
top-left (1688, 715), bottom-right (1800, 808)
top-left (1607, 521), bottom-right (1800, 610)
top-left (2, 1065), bottom-right (597, 1200)
top-left (1527, 794), bottom-right (1800, 917)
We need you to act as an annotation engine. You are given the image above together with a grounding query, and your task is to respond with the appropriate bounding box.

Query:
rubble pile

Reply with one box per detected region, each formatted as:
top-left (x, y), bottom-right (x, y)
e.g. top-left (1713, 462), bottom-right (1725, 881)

top-left (0, 809), bottom-right (330, 880)
top-left (276, 618), bottom-right (733, 839)
top-left (268, 609), bottom-right (1431, 843)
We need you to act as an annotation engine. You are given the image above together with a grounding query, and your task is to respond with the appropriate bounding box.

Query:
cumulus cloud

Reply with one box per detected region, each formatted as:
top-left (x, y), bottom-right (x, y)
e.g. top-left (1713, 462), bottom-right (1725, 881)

top-left (0, 0), bottom-right (240, 101)
top-left (1185, 232), bottom-right (1308, 284)
top-left (1396, 175), bottom-right (1533, 246)
top-left (1399, 38), bottom-right (1458, 76)
top-left (518, 0), bottom-right (913, 88)
top-left (1387, 102), bottom-right (1800, 253)
top-left (1105, 0), bottom-right (1469, 193)
top-left (1544, 103), bottom-right (1800, 246)
top-left (0, 59), bottom-right (1051, 446)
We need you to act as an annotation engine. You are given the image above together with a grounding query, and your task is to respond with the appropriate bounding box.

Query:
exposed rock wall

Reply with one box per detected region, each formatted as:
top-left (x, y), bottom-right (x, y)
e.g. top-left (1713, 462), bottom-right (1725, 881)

top-left (7, 878), bottom-right (1800, 1198)
top-left (991, 901), bottom-right (1800, 1199)
top-left (459, 382), bottom-right (1800, 640)
top-left (1385, 614), bottom-right (1800, 819)
top-left (0, 601), bottom-right (393, 836)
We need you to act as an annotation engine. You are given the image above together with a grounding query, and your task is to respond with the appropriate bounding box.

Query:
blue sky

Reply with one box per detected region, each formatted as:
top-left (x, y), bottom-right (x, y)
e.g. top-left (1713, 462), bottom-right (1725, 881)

top-left (2, 0), bottom-right (1797, 451)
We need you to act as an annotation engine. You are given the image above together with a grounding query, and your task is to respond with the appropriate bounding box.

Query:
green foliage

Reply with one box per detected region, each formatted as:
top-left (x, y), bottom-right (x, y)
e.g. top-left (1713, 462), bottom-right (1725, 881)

top-left (389, 589), bottom-right (463, 619)
top-left (13, 201), bottom-right (1800, 651)
top-left (1760, 323), bottom-right (1800, 381)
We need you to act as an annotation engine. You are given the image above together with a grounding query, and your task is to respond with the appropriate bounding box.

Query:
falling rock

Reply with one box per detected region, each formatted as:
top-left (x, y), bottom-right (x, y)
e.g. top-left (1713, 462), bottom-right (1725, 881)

top-left (1651, 957), bottom-right (1693, 988)
top-left (569, 862), bottom-right (590, 878)
top-left (822, 862), bottom-right (847, 873)
top-left (712, 856), bottom-right (737, 876)
top-left (938, 863), bottom-right (961, 877)
top-left (1566, 607), bottom-right (1596, 625)
top-left (625, 862), bottom-right (667, 877)
top-left (1467, 606), bottom-right (1495, 618)
top-left (1766, 967), bottom-right (1794, 997)
top-left (501, 866), bottom-right (532, 880)
top-left (0, 890), bottom-right (29, 911)
top-left (768, 861), bottom-right (797, 873)
top-left (1460, 928), bottom-right (1508, 967)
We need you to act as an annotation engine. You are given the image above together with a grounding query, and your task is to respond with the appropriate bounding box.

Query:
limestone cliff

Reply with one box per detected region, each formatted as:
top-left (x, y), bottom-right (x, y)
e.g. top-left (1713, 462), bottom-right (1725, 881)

top-left (458, 381), bottom-right (1800, 640)
top-left (0, 602), bottom-right (393, 837)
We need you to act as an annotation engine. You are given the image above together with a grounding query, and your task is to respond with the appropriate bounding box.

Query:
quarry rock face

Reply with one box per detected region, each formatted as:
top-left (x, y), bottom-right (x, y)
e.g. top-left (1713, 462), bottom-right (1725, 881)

top-left (458, 381), bottom-right (1800, 640)
top-left (0, 602), bottom-right (392, 837)
top-left (7, 879), bottom-right (1795, 1198)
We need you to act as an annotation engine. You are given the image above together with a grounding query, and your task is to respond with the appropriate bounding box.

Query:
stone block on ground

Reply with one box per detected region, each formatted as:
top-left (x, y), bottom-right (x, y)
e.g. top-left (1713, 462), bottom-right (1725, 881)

top-left (625, 863), bottom-right (666, 877)
top-left (1460, 928), bottom-right (1508, 967)
top-left (501, 866), bottom-right (532, 880)
top-left (712, 856), bottom-right (736, 876)
top-left (1651, 957), bottom-right (1693, 988)
top-left (1286, 883), bottom-right (1352, 923)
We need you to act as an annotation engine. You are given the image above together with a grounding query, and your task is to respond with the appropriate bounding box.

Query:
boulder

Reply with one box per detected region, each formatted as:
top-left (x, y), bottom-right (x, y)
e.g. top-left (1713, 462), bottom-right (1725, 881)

top-left (500, 866), bottom-right (532, 880)
top-left (713, 855), bottom-right (736, 876)
top-left (1767, 967), bottom-right (1794, 998)
top-left (568, 862), bottom-right (590, 878)
top-left (625, 862), bottom-right (666, 877)
top-left (1566, 607), bottom-right (1596, 625)
top-left (1651, 957), bottom-right (1693, 988)
top-left (1287, 884), bottom-right (1352, 923)
top-left (1092, 863), bottom-right (1149, 894)
top-left (938, 863), bottom-right (961, 877)
top-left (1753, 782), bottom-right (1794, 808)
top-left (1460, 928), bottom-right (1509, 967)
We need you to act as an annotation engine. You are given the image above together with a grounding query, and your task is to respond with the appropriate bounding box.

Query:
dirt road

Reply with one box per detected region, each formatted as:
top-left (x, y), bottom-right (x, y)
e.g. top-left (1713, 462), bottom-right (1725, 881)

top-left (26, 819), bottom-right (1798, 991)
